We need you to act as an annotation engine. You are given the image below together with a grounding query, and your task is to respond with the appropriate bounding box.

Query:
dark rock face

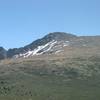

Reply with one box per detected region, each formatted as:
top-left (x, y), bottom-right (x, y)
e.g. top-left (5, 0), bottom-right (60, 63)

top-left (0, 47), bottom-right (7, 60)
top-left (7, 32), bottom-right (77, 58)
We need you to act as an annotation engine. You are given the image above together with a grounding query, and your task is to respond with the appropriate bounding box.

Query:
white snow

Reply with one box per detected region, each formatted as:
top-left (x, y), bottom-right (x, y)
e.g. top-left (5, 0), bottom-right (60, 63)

top-left (55, 50), bottom-right (63, 54)
top-left (14, 40), bottom-right (70, 58)
top-left (63, 41), bottom-right (70, 47)
top-left (15, 40), bottom-right (57, 58)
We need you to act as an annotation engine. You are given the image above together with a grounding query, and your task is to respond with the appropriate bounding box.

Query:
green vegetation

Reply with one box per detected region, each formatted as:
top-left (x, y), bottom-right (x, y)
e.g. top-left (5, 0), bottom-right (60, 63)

top-left (0, 74), bottom-right (100, 100)
top-left (0, 55), bottom-right (100, 100)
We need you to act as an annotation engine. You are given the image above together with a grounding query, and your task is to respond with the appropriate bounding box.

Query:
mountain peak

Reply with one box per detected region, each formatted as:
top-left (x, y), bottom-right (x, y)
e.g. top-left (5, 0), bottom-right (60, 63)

top-left (43, 32), bottom-right (77, 41)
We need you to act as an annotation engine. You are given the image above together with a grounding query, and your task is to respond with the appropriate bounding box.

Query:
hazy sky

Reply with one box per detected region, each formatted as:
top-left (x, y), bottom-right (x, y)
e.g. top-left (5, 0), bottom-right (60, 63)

top-left (0, 0), bottom-right (100, 49)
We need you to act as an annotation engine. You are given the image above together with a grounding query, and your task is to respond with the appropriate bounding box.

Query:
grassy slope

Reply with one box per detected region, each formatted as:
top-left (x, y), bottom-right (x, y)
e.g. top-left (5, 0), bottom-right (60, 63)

top-left (0, 74), bottom-right (100, 100)
top-left (0, 47), bottom-right (100, 100)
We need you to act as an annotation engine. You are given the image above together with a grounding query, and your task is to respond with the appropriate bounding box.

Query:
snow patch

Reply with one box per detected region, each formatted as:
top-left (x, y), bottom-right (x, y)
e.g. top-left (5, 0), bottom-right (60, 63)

top-left (55, 50), bottom-right (63, 54)
top-left (14, 40), bottom-right (57, 58)
top-left (63, 41), bottom-right (70, 47)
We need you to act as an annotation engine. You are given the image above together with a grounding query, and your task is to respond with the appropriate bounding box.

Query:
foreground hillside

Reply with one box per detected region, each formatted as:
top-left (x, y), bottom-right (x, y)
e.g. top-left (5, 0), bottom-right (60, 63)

top-left (0, 46), bottom-right (100, 100)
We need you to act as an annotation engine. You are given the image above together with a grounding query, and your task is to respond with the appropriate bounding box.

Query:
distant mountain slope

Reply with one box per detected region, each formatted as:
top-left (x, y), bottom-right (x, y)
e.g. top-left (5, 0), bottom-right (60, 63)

top-left (0, 32), bottom-right (100, 59)
top-left (0, 47), bottom-right (7, 60)
top-left (7, 32), bottom-right (77, 58)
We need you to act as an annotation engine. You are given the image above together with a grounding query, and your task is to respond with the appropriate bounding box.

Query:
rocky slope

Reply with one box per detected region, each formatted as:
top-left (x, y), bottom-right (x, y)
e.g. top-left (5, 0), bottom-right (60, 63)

top-left (0, 47), bottom-right (7, 60)
top-left (0, 32), bottom-right (100, 59)
top-left (7, 32), bottom-right (77, 58)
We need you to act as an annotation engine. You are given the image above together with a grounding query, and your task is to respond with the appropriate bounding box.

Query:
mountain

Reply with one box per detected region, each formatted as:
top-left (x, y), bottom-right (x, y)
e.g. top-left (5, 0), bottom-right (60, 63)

top-left (0, 47), bottom-right (7, 60)
top-left (7, 32), bottom-right (77, 58)
top-left (0, 32), bottom-right (100, 99)
top-left (0, 32), bottom-right (100, 59)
